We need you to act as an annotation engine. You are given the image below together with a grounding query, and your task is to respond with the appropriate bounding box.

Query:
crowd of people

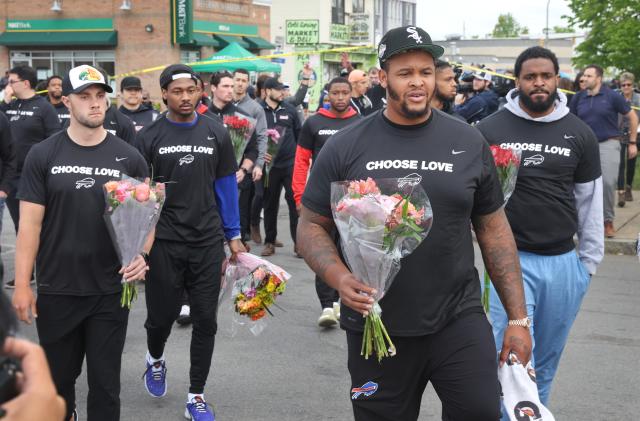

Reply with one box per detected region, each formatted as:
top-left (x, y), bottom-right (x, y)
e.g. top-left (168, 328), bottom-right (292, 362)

top-left (0, 23), bottom-right (637, 421)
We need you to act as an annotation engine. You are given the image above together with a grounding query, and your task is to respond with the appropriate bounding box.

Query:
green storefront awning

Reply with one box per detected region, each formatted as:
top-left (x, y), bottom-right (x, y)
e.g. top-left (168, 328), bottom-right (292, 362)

top-left (243, 36), bottom-right (275, 50)
top-left (192, 33), bottom-right (223, 48)
top-left (214, 34), bottom-right (250, 49)
top-left (0, 30), bottom-right (117, 46)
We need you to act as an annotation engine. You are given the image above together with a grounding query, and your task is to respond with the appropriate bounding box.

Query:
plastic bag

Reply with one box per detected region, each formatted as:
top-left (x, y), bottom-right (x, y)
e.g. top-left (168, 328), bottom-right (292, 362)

top-left (498, 353), bottom-right (555, 421)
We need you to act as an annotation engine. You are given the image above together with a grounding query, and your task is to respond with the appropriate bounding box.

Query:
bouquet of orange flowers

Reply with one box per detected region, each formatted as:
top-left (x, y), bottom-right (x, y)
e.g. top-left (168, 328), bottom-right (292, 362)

top-left (221, 252), bottom-right (290, 335)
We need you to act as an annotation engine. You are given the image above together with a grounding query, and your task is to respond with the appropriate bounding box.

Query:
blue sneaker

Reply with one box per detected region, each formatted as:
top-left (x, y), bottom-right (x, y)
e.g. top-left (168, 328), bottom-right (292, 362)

top-left (142, 360), bottom-right (167, 398)
top-left (184, 396), bottom-right (215, 421)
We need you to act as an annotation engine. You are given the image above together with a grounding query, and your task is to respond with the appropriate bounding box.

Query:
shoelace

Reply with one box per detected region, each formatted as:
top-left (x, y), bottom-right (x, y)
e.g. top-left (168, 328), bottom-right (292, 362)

top-left (141, 361), bottom-right (166, 381)
top-left (191, 399), bottom-right (207, 413)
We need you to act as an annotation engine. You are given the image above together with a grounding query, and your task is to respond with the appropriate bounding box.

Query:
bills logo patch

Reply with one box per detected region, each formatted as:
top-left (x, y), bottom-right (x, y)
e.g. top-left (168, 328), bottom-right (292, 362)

top-left (179, 154), bottom-right (195, 166)
top-left (351, 381), bottom-right (378, 400)
top-left (75, 177), bottom-right (95, 189)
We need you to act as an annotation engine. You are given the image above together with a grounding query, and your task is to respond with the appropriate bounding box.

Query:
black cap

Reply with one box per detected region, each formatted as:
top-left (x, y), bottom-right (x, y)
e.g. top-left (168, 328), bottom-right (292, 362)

top-left (62, 65), bottom-right (113, 96)
top-left (378, 26), bottom-right (444, 67)
top-left (264, 77), bottom-right (285, 90)
top-left (159, 64), bottom-right (198, 89)
top-left (121, 76), bottom-right (142, 91)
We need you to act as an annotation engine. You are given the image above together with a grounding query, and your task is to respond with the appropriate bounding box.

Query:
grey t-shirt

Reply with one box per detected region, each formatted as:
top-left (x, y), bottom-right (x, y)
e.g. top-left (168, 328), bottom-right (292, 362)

top-left (302, 109), bottom-right (503, 336)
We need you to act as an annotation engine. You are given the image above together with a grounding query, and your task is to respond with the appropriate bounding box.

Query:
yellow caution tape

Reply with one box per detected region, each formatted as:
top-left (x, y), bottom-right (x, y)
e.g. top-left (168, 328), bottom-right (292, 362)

top-left (112, 45), bottom-right (374, 79)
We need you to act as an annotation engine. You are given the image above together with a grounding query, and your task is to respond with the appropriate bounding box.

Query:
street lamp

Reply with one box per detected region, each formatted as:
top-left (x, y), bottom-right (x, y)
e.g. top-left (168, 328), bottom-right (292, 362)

top-left (545, 0), bottom-right (550, 47)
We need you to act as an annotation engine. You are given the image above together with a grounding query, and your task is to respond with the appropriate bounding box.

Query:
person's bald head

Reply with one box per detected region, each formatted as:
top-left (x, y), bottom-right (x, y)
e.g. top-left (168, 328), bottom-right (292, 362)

top-left (348, 69), bottom-right (369, 96)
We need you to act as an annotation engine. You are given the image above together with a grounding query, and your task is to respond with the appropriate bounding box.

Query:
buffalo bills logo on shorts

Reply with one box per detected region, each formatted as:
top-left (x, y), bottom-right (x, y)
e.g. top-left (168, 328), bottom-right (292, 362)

top-left (514, 401), bottom-right (542, 420)
top-left (351, 381), bottom-right (378, 400)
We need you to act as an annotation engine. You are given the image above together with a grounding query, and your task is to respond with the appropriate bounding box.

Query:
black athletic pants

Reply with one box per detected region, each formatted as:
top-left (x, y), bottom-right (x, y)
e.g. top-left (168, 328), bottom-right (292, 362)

top-left (263, 165), bottom-right (297, 245)
top-left (144, 239), bottom-right (224, 394)
top-left (250, 170), bottom-right (265, 228)
top-left (6, 176), bottom-right (20, 233)
top-left (316, 276), bottom-right (339, 309)
top-left (238, 175), bottom-right (254, 240)
top-left (36, 293), bottom-right (129, 421)
top-left (347, 309), bottom-right (500, 421)
top-left (617, 142), bottom-right (637, 189)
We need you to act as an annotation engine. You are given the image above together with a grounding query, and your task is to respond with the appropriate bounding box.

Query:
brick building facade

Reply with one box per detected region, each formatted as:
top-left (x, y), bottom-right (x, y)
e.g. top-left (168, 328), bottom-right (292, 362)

top-left (0, 0), bottom-right (272, 105)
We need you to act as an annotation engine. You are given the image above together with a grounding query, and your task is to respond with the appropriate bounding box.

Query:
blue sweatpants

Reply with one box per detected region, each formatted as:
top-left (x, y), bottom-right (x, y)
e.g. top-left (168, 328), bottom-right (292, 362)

top-left (489, 249), bottom-right (591, 408)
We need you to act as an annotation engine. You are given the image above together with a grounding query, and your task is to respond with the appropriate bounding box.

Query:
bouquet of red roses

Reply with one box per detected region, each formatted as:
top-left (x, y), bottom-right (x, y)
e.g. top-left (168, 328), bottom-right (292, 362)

top-left (482, 145), bottom-right (522, 312)
top-left (223, 113), bottom-right (256, 165)
top-left (331, 177), bottom-right (433, 362)
top-left (104, 176), bottom-right (165, 308)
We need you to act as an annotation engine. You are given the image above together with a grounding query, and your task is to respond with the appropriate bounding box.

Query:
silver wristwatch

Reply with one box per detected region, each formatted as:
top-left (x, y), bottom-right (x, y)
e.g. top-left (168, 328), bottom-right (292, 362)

top-left (508, 317), bottom-right (531, 328)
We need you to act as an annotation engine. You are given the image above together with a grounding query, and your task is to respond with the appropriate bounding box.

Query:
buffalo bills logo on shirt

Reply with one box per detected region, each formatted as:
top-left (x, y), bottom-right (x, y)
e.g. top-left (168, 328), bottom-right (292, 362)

top-left (524, 154), bottom-right (544, 167)
top-left (75, 177), bottom-right (95, 189)
top-left (351, 381), bottom-right (378, 400)
top-left (398, 173), bottom-right (422, 188)
top-left (179, 154), bottom-right (195, 166)
top-left (513, 401), bottom-right (542, 420)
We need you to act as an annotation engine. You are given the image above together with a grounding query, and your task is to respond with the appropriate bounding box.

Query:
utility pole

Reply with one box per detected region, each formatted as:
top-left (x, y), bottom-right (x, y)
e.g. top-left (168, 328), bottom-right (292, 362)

top-left (545, 0), bottom-right (550, 47)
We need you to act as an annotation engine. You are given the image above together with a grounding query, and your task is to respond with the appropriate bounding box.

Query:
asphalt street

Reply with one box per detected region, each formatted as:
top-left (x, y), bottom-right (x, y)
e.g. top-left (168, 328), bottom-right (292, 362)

top-left (2, 208), bottom-right (638, 420)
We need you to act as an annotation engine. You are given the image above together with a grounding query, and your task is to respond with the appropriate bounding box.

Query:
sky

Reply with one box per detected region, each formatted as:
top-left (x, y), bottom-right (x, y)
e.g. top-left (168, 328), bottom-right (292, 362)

top-left (416, 0), bottom-right (574, 41)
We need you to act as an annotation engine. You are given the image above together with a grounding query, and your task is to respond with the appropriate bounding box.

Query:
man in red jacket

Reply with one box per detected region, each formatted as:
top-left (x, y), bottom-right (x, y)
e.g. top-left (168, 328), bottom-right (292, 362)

top-left (292, 76), bottom-right (360, 327)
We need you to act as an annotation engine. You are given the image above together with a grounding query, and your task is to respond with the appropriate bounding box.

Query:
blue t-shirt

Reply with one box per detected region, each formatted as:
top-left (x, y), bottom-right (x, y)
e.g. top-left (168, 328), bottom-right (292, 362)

top-left (570, 85), bottom-right (631, 142)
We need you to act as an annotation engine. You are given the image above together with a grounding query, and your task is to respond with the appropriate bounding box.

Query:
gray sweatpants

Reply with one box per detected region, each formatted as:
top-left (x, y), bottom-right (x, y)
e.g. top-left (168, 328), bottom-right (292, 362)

top-left (599, 139), bottom-right (621, 222)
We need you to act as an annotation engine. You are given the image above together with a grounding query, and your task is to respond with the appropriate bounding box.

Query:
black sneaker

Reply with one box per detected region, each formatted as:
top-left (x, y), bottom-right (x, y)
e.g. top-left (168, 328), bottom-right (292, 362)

top-left (176, 305), bottom-right (192, 326)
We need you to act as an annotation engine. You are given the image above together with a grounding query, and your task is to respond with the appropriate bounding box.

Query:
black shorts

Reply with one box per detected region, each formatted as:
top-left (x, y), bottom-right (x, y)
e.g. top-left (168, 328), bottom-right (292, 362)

top-left (347, 309), bottom-right (500, 421)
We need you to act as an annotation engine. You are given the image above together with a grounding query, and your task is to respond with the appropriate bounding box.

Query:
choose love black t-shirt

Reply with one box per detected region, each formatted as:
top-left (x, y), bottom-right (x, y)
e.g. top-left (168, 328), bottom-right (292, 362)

top-left (1, 95), bottom-right (61, 174)
top-left (298, 110), bottom-right (361, 160)
top-left (302, 109), bottom-right (503, 336)
top-left (136, 113), bottom-right (237, 246)
top-left (18, 131), bottom-right (148, 296)
top-left (476, 109), bottom-right (601, 255)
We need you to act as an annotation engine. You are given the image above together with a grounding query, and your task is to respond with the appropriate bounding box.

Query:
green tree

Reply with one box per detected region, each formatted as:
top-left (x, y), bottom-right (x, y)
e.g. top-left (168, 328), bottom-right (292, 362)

top-left (553, 25), bottom-right (574, 33)
top-left (567, 0), bottom-right (640, 77)
top-left (492, 13), bottom-right (527, 38)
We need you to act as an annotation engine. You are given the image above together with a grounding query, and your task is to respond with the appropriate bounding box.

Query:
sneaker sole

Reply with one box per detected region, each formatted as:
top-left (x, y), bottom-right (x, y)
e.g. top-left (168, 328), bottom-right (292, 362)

top-left (318, 315), bottom-right (338, 328)
top-left (144, 376), bottom-right (167, 398)
top-left (184, 406), bottom-right (214, 420)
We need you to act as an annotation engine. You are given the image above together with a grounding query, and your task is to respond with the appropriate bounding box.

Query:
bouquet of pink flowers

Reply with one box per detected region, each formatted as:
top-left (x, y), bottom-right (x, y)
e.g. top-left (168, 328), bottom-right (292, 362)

top-left (482, 145), bottom-right (522, 312)
top-left (104, 176), bottom-right (165, 308)
top-left (221, 252), bottom-right (291, 336)
top-left (264, 127), bottom-right (285, 188)
top-left (331, 177), bottom-right (433, 362)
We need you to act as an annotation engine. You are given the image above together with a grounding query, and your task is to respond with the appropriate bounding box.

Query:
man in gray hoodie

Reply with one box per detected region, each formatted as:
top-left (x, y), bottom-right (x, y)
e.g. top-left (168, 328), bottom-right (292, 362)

top-left (476, 46), bottom-right (604, 412)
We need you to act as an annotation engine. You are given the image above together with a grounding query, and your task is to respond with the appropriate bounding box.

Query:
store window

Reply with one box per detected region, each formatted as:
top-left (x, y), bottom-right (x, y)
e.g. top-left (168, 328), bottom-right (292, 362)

top-left (180, 49), bottom-right (201, 64)
top-left (9, 50), bottom-right (115, 80)
top-left (352, 0), bottom-right (365, 13)
top-left (332, 0), bottom-right (345, 24)
top-left (402, 2), bottom-right (415, 26)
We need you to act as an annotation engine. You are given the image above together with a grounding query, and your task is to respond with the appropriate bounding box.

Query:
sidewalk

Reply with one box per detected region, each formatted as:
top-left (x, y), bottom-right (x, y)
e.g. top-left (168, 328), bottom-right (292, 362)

top-left (607, 190), bottom-right (640, 255)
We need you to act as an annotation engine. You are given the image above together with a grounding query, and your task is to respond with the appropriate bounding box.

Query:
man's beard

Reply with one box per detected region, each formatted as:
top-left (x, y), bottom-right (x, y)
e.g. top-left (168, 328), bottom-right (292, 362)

top-left (387, 79), bottom-right (430, 119)
top-left (50, 92), bottom-right (62, 100)
top-left (435, 89), bottom-right (454, 105)
top-left (76, 113), bottom-right (105, 129)
top-left (520, 88), bottom-right (558, 113)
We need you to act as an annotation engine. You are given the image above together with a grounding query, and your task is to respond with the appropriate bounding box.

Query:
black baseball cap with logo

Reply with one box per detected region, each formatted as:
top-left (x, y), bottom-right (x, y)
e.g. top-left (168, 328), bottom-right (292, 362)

top-left (264, 77), bottom-right (285, 90)
top-left (159, 64), bottom-right (199, 89)
top-left (62, 64), bottom-right (113, 96)
top-left (378, 26), bottom-right (444, 67)
top-left (121, 76), bottom-right (142, 91)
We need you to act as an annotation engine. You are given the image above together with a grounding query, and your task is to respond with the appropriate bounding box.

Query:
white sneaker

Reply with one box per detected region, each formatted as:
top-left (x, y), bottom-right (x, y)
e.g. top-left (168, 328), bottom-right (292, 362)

top-left (318, 307), bottom-right (338, 328)
top-left (176, 305), bottom-right (191, 326)
top-left (332, 302), bottom-right (341, 320)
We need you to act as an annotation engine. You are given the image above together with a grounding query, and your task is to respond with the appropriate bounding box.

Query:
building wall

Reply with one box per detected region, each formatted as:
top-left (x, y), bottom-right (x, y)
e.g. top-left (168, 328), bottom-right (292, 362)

top-left (438, 37), bottom-right (578, 74)
top-left (0, 0), bottom-right (272, 105)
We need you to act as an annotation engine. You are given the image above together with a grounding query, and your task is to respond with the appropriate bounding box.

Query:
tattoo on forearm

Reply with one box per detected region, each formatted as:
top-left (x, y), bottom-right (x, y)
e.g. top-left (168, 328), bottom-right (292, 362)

top-left (473, 208), bottom-right (527, 317)
top-left (297, 207), bottom-right (346, 284)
